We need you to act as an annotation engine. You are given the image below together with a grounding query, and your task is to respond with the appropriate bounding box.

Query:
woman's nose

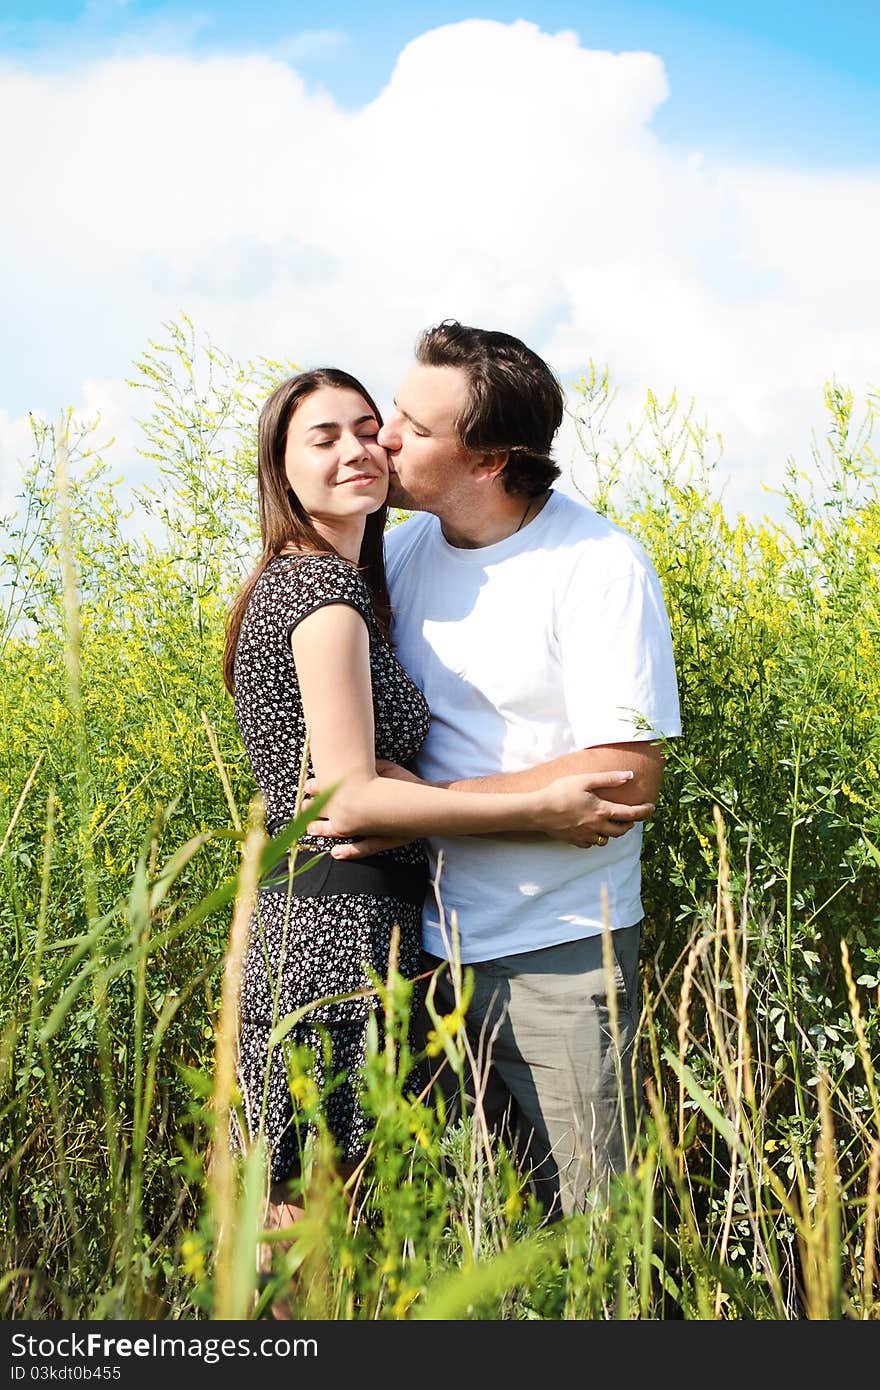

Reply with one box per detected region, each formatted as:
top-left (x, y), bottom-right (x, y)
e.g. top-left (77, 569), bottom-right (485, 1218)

top-left (340, 428), bottom-right (370, 460)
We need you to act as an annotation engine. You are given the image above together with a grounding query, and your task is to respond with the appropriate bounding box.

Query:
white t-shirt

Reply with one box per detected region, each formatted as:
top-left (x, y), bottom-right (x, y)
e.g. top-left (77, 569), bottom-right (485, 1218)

top-left (384, 490), bottom-right (682, 962)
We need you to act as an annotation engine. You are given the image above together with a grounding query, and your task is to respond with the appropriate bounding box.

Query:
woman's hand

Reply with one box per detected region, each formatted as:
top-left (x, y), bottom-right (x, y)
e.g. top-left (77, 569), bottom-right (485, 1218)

top-left (302, 762), bottom-right (419, 856)
top-left (537, 770), bottom-right (654, 848)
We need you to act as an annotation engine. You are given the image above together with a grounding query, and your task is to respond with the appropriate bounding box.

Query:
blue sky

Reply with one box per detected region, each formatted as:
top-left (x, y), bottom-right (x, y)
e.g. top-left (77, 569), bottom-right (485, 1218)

top-left (1, 3), bottom-right (878, 519)
top-left (3, 1), bottom-right (879, 165)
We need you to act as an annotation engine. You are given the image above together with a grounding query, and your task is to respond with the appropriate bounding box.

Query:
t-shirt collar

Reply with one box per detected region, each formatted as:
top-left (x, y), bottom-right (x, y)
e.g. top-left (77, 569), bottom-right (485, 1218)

top-left (434, 489), bottom-right (561, 563)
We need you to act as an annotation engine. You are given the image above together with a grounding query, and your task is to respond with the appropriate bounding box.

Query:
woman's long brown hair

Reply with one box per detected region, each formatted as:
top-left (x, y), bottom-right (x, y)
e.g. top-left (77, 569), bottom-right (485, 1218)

top-left (222, 369), bottom-right (392, 693)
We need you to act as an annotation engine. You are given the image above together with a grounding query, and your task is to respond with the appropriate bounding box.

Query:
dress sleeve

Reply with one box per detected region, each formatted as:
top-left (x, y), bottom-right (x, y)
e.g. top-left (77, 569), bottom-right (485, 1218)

top-left (278, 554), bottom-right (373, 639)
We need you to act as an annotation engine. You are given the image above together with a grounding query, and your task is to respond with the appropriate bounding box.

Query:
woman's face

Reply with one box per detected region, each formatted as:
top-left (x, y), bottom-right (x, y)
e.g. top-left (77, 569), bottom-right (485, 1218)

top-left (284, 385), bottom-right (388, 523)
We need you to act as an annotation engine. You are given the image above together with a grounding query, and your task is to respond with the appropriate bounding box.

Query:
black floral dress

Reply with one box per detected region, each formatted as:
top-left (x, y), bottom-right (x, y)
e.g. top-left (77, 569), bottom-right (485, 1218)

top-left (231, 552), bottom-right (430, 1182)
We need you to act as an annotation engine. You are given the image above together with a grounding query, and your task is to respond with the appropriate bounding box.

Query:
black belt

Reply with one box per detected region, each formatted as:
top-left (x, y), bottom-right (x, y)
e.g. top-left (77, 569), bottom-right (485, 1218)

top-left (260, 847), bottom-right (429, 907)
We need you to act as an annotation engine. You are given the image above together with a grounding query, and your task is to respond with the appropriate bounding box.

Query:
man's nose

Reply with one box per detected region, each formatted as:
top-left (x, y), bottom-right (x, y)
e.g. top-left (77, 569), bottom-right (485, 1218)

top-left (377, 417), bottom-right (401, 451)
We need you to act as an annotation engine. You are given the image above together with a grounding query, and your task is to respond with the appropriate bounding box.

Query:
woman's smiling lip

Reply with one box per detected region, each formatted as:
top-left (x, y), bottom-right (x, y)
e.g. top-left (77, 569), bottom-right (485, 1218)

top-left (339, 473), bottom-right (381, 486)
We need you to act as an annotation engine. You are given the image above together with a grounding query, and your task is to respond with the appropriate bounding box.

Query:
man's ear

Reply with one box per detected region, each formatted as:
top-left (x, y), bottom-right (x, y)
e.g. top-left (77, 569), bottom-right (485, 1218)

top-left (472, 450), bottom-right (509, 483)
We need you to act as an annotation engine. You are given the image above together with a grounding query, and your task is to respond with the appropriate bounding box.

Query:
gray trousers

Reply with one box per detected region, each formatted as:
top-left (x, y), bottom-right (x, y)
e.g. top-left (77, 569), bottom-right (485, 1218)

top-left (417, 924), bottom-right (643, 1220)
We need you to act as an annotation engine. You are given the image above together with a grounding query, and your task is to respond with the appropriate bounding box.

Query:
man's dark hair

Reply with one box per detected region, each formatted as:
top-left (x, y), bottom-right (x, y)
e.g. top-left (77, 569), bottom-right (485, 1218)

top-left (415, 320), bottom-right (563, 498)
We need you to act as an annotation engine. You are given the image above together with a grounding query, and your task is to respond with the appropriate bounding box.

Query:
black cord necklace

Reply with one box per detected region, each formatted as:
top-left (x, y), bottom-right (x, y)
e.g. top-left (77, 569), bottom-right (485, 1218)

top-left (515, 490), bottom-right (547, 533)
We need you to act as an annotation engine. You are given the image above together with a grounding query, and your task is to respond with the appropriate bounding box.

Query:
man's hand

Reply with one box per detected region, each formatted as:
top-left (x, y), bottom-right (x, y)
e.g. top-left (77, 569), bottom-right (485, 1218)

top-left (544, 807), bottom-right (651, 849)
top-left (373, 758), bottom-right (425, 785)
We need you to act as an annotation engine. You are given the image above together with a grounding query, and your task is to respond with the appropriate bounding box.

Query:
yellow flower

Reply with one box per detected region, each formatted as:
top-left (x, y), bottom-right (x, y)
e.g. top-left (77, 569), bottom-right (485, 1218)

top-left (392, 1286), bottom-right (419, 1318)
top-left (424, 1006), bottom-right (465, 1057)
top-left (503, 1189), bottom-right (522, 1221)
top-left (289, 1073), bottom-right (319, 1108)
top-left (180, 1234), bottom-right (205, 1281)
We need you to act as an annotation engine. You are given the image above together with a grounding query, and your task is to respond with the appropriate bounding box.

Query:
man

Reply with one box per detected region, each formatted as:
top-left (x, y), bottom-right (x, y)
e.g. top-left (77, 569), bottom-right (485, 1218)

top-left (332, 320), bottom-right (681, 1217)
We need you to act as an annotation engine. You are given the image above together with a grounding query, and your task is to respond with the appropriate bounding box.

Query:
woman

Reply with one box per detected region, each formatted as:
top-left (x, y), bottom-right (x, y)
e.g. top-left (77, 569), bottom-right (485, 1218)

top-left (223, 367), bottom-right (639, 1248)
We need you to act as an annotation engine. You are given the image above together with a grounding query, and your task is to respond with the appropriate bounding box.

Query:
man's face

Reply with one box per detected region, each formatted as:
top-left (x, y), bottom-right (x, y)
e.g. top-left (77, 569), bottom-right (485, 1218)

top-left (377, 363), bottom-right (473, 512)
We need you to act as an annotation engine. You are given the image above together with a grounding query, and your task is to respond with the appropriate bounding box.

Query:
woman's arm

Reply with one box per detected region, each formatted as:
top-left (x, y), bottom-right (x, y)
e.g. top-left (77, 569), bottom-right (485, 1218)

top-left (291, 604), bottom-right (640, 840)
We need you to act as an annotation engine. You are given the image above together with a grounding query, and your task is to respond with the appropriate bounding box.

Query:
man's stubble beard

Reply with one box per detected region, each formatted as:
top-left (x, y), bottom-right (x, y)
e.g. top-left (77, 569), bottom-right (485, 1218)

top-left (387, 474), bottom-right (425, 514)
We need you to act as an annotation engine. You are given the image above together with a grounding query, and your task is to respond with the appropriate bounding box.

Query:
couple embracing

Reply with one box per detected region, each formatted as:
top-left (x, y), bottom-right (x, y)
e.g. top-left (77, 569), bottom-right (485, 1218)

top-left (223, 320), bottom-right (681, 1253)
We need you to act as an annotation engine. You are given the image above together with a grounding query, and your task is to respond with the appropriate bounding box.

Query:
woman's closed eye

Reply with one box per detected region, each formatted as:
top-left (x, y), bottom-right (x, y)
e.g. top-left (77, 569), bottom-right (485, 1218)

top-left (315, 429), bottom-right (378, 447)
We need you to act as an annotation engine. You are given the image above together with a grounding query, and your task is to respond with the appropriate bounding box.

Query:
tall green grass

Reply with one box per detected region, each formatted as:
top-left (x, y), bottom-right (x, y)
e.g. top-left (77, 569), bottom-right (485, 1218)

top-left (1, 323), bottom-right (877, 1318)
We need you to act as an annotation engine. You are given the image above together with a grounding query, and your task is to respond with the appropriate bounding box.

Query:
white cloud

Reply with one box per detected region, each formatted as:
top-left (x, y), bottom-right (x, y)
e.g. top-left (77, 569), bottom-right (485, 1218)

top-left (77, 377), bottom-right (140, 458)
top-left (0, 17), bottom-right (878, 521)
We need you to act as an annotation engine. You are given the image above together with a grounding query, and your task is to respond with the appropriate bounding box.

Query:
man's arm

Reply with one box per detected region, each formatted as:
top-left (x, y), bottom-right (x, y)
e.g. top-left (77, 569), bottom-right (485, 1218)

top-left (444, 741), bottom-right (664, 806)
top-left (430, 741), bottom-right (663, 847)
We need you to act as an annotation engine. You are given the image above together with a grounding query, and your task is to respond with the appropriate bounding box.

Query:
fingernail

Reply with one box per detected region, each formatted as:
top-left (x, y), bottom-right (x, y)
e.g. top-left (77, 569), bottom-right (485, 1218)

top-left (625, 770), bottom-right (634, 779)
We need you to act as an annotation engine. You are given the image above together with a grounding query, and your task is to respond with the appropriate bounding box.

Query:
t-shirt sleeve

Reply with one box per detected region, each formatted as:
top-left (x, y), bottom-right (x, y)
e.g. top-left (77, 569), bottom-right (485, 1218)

top-left (277, 555), bottom-right (372, 639)
top-left (557, 547), bottom-right (682, 746)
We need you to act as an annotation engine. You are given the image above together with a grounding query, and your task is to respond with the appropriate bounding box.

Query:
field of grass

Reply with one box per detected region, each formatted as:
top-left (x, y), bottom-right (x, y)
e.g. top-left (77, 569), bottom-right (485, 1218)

top-left (1, 321), bottom-right (878, 1319)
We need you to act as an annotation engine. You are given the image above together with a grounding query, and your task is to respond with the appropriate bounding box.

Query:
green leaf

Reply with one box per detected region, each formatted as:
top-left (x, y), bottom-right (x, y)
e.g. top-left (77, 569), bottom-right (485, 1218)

top-left (413, 1229), bottom-right (563, 1320)
top-left (663, 1048), bottom-right (742, 1154)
